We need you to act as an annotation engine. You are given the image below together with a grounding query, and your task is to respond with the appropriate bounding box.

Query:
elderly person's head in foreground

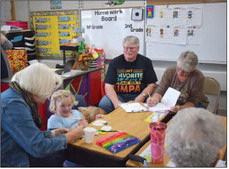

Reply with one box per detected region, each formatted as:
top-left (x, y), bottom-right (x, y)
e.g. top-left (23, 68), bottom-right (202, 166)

top-left (165, 108), bottom-right (226, 167)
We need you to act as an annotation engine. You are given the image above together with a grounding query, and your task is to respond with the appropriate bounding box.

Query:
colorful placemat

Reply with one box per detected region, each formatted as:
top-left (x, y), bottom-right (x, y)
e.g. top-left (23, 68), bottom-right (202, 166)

top-left (96, 132), bottom-right (141, 154)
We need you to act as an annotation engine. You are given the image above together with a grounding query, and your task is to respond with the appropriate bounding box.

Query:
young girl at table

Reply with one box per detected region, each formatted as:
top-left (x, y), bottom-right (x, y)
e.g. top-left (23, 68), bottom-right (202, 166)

top-left (48, 90), bottom-right (105, 166)
top-left (48, 90), bottom-right (88, 130)
top-left (48, 90), bottom-right (88, 167)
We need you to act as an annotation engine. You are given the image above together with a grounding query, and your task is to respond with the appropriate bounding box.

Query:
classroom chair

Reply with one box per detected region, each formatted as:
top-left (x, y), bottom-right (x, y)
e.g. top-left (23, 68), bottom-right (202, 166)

top-left (203, 77), bottom-right (221, 114)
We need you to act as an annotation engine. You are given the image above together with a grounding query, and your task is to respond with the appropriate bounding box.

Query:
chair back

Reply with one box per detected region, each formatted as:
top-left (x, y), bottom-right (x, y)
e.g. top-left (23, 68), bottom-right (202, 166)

top-left (203, 77), bottom-right (220, 114)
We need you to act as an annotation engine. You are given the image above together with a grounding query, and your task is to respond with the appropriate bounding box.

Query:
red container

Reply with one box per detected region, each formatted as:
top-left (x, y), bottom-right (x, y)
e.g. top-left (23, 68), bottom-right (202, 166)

top-left (150, 122), bottom-right (167, 164)
top-left (6, 21), bottom-right (28, 30)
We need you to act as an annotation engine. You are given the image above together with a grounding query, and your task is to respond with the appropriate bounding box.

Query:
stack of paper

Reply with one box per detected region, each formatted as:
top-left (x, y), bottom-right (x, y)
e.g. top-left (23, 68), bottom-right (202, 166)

top-left (120, 103), bottom-right (148, 112)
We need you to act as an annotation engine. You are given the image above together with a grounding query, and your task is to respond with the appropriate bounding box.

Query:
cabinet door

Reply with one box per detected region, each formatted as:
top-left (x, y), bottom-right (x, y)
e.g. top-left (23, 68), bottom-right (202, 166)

top-left (63, 75), bottom-right (88, 102)
top-left (88, 70), bottom-right (102, 105)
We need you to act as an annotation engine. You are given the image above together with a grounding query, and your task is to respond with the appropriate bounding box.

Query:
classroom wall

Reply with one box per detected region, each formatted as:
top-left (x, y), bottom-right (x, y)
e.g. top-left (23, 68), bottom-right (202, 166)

top-left (9, 1), bottom-right (228, 110)
top-left (14, 1), bottom-right (144, 21)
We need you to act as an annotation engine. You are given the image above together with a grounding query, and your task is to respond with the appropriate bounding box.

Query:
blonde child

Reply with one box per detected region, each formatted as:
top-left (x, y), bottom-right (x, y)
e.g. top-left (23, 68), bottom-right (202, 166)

top-left (48, 90), bottom-right (88, 130)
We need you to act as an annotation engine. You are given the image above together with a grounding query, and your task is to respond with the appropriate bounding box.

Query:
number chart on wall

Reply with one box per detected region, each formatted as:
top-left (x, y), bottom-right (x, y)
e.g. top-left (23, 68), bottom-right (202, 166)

top-left (30, 10), bottom-right (81, 58)
top-left (81, 8), bottom-right (145, 59)
top-left (145, 3), bottom-right (226, 64)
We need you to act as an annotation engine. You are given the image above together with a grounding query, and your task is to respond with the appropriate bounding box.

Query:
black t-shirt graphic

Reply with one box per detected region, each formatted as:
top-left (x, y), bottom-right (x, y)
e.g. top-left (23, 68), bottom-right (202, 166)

top-left (105, 54), bottom-right (158, 94)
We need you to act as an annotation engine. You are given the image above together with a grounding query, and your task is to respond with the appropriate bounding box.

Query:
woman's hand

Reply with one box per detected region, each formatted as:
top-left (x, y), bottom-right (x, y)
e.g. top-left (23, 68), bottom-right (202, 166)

top-left (170, 105), bottom-right (182, 112)
top-left (65, 125), bottom-right (84, 143)
top-left (51, 128), bottom-right (69, 137)
top-left (146, 97), bottom-right (159, 107)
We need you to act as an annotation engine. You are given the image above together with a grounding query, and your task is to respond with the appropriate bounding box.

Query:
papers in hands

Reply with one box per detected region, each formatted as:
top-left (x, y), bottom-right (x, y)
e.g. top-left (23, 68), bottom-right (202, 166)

top-left (120, 103), bottom-right (148, 112)
top-left (148, 87), bottom-right (181, 112)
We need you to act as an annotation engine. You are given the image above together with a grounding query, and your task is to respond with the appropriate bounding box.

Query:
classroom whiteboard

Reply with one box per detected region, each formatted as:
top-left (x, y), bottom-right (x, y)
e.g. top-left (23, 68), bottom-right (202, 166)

top-left (146, 3), bottom-right (226, 64)
top-left (81, 8), bottom-right (145, 59)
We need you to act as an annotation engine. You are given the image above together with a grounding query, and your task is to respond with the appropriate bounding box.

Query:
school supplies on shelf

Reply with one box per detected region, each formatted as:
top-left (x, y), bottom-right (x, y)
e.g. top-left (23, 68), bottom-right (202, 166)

top-left (96, 132), bottom-right (141, 154)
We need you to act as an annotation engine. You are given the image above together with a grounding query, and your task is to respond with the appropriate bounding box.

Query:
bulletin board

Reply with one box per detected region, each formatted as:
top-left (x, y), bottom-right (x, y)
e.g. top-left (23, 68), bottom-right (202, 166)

top-left (145, 3), bottom-right (226, 64)
top-left (30, 10), bottom-right (81, 58)
top-left (81, 8), bottom-right (145, 59)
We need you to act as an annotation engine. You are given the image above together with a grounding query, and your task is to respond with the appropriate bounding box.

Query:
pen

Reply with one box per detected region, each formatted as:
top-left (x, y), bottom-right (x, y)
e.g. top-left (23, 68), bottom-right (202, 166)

top-left (97, 130), bottom-right (119, 132)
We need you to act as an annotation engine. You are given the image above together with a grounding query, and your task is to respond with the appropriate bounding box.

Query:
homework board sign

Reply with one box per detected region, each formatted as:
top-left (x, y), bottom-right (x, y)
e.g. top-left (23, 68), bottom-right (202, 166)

top-left (81, 8), bottom-right (144, 59)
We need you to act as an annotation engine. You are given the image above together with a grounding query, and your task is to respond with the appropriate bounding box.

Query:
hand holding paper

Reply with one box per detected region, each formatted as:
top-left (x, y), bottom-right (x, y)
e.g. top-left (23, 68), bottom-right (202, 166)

top-left (148, 87), bottom-right (180, 112)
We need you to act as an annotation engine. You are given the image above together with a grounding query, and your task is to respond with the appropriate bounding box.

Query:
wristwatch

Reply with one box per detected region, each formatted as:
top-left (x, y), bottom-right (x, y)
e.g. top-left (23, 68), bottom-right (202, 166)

top-left (141, 93), bottom-right (147, 98)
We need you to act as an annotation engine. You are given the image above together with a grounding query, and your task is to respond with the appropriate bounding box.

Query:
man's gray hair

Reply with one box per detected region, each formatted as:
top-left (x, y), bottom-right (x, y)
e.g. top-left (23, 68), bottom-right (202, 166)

top-left (122, 36), bottom-right (139, 47)
top-left (177, 51), bottom-right (198, 72)
top-left (165, 107), bottom-right (226, 167)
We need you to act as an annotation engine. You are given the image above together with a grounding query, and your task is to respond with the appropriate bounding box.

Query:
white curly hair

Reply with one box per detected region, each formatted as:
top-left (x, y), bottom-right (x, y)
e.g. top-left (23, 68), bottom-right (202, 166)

top-left (165, 107), bottom-right (226, 167)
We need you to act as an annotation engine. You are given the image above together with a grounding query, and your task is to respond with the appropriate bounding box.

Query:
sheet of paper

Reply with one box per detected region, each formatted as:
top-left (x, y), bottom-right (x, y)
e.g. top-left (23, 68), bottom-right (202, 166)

top-left (148, 103), bottom-right (170, 112)
top-left (161, 87), bottom-right (181, 107)
top-left (120, 103), bottom-right (148, 113)
top-left (148, 87), bottom-right (180, 112)
top-left (139, 144), bottom-right (151, 162)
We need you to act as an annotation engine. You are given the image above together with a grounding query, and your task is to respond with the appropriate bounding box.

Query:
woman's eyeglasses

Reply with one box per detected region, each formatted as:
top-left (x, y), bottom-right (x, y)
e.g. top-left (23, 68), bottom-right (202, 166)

top-left (176, 67), bottom-right (191, 76)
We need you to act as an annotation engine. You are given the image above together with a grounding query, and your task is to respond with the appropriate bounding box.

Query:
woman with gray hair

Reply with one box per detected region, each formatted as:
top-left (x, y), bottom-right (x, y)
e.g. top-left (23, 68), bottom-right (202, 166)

top-left (147, 51), bottom-right (208, 113)
top-left (1, 63), bottom-right (85, 167)
top-left (165, 107), bottom-right (226, 167)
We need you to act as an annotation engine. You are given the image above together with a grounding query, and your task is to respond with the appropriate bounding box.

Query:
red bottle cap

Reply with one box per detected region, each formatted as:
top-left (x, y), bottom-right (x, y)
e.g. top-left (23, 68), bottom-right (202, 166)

top-left (150, 122), bottom-right (167, 130)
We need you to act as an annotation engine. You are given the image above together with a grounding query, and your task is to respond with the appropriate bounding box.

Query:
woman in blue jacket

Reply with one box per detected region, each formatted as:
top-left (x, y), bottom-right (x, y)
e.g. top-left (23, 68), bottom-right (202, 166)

top-left (1, 63), bottom-right (85, 167)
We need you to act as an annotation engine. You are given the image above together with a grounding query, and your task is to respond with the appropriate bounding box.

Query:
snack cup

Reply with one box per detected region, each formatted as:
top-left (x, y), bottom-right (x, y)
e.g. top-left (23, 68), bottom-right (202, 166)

top-left (83, 127), bottom-right (97, 143)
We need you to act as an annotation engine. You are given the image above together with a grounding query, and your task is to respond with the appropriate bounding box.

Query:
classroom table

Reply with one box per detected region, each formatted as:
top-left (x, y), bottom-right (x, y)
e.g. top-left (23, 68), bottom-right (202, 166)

top-left (65, 105), bottom-right (167, 167)
top-left (125, 115), bottom-right (227, 167)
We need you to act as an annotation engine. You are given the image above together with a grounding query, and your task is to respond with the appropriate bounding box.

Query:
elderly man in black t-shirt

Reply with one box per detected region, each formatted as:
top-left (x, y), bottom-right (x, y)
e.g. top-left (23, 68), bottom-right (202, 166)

top-left (98, 36), bottom-right (158, 113)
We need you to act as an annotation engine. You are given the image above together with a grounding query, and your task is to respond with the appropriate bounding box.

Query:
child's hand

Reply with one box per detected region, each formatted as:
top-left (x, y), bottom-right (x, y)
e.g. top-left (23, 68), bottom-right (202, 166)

top-left (78, 116), bottom-right (88, 127)
top-left (95, 114), bottom-right (105, 120)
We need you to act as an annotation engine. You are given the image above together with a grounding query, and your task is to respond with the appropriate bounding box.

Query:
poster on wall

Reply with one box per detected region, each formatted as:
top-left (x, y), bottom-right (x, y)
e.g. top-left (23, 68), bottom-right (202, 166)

top-left (30, 10), bottom-right (81, 58)
top-left (50, 0), bottom-right (62, 9)
top-left (81, 8), bottom-right (144, 59)
top-left (145, 3), bottom-right (226, 64)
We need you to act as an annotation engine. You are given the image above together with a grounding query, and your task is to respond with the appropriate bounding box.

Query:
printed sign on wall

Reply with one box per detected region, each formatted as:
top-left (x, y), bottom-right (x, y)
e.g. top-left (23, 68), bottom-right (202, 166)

top-left (81, 8), bottom-right (144, 59)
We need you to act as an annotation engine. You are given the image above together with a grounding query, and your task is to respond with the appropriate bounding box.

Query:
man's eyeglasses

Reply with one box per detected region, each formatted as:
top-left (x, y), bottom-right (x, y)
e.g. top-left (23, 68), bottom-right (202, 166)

top-left (123, 46), bottom-right (138, 51)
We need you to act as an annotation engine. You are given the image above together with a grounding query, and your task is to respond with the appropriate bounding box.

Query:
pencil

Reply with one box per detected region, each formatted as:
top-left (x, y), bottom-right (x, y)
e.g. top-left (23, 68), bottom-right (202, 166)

top-left (147, 92), bottom-right (152, 101)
